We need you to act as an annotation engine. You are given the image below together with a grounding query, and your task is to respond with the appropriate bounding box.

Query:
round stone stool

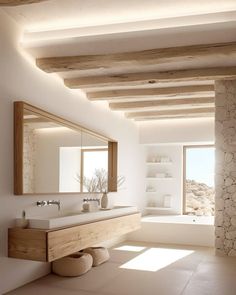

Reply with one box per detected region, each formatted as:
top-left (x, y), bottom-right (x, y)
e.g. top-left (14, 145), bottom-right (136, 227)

top-left (82, 247), bottom-right (110, 266)
top-left (52, 252), bottom-right (93, 277)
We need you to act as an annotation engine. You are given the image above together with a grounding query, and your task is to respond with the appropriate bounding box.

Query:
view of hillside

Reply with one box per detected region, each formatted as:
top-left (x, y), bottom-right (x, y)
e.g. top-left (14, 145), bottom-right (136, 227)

top-left (185, 179), bottom-right (215, 216)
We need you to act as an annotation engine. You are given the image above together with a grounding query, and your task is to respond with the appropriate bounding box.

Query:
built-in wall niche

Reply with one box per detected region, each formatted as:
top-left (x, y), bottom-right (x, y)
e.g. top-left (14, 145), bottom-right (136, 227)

top-left (14, 101), bottom-right (117, 195)
top-left (145, 145), bottom-right (183, 215)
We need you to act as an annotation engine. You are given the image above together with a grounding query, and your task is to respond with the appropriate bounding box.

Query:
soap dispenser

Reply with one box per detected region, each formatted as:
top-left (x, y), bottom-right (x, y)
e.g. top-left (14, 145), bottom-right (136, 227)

top-left (16, 210), bottom-right (29, 228)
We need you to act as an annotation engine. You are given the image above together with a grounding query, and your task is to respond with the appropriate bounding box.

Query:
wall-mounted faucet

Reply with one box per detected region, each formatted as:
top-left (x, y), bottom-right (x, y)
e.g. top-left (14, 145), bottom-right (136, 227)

top-left (36, 200), bottom-right (61, 211)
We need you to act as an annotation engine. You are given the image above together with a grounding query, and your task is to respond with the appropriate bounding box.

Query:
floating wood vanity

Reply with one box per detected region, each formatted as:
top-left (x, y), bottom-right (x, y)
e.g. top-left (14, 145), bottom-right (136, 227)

top-left (8, 212), bottom-right (141, 262)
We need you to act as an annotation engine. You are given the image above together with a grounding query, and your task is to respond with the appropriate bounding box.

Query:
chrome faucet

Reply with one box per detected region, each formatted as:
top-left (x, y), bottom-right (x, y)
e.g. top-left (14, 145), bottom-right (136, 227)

top-left (36, 200), bottom-right (61, 211)
top-left (83, 198), bottom-right (100, 206)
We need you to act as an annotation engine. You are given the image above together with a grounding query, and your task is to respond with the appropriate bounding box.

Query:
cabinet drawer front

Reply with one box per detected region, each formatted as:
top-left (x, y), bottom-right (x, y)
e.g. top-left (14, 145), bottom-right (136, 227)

top-left (48, 213), bottom-right (141, 262)
top-left (8, 228), bottom-right (47, 261)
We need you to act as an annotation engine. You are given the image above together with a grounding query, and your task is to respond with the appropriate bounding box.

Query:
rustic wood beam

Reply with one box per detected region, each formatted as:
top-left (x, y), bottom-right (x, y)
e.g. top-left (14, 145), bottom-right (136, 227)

top-left (125, 107), bottom-right (215, 120)
top-left (23, 118), bottom-right (51, 124)
top-left (0, 0), bottom-right (47, 5)
top-left (109, 97), bottom-right (215, 111)
top-left (87, 85), bottom-right (214, 101)
top-left (134, 113), bottom-right (215, 121)
top-left (37, 42), bottom-right (236, 73)
top-left (64, 67), bottom-right (236, 89)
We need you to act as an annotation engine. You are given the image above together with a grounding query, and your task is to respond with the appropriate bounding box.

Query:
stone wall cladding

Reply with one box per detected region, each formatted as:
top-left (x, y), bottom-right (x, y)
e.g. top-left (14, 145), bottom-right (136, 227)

top-left (23, 125), bottom-right (36, 193)
top-left (215, 80), bottom-right (236, 256)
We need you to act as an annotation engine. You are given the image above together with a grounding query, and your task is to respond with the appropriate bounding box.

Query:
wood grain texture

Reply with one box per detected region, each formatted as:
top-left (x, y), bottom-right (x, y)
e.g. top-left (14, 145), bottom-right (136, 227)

top-left (87, 85), bottom-right (215, 101)
top-left (64, 67), bottom-right (236, 89)
top-left (0, 0), bottom-right (47, 5)
top-left (8, 213), bottom-right (141, 262)
top-left (109, 97), bottom-right (215, 111)
top-left (48, 213), bottom-right (141, 261)
top-left (108, 141), bottom-right (118, 192)
top-left (8, 228), bottom-right (47, 261)
top-left (134, 114), bottom-right (215, 121)
top-left (36, 42), bottom-right (236, 73)
top-left (14, 102), bottom-right (24, 195)
top-left (126, 107), bottom-right (215, 120)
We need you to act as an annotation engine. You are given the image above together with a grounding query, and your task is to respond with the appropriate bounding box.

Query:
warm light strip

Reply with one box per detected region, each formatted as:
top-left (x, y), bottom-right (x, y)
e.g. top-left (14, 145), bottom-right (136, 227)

top-left (23, 10), bottom-right (236, 44)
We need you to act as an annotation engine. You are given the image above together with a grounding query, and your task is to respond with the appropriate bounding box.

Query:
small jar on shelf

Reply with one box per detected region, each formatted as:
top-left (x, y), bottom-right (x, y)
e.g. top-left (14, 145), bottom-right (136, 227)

top-left (163, 194), bottom-right (172, 208)
top-left (146, 185), bottom-right (156, 192)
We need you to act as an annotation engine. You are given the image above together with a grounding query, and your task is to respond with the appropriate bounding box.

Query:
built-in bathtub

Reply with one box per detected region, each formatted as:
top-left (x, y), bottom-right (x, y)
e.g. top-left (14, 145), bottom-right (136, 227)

top-left (128, 215), bottom-right (215, 247)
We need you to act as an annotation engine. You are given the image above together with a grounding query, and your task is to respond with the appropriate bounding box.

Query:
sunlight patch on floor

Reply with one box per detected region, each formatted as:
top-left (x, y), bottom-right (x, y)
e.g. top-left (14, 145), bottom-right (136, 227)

top-left (120, 248), bottom-right (194, 272)
top-left (114, 245), bottom-right (146, 252)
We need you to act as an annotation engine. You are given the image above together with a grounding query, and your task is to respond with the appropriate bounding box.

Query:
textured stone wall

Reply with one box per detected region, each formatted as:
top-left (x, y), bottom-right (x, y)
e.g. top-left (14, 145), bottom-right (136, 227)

top-left (23, 125), bottom-right (36, 193)
top-left (215, 80), bottom-right (236, 256)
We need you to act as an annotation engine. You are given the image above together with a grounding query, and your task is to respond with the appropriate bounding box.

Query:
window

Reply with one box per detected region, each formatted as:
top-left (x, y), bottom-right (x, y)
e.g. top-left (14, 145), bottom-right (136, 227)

top-left (81, 149), bottom-right (108, 192)
top-left (183, 146), bottom-right (215, 216)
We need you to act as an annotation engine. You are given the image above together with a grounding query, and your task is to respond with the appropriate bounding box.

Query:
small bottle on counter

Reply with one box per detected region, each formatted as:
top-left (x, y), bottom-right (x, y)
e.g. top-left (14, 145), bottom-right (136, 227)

top-left (15, 210), bottom-right (29, 228)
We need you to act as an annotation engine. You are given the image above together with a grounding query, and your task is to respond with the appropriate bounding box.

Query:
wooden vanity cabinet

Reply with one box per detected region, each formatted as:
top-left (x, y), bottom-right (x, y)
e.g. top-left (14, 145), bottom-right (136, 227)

top-left (8, 213), bottom-right (141, 262)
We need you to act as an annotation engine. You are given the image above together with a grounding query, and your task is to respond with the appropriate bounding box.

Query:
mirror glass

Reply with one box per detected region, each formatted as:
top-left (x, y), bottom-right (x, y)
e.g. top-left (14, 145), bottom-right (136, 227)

top-left (81, 132), bottom-right (108, 193)
top-left (22, 108), bottom-right (108, 194)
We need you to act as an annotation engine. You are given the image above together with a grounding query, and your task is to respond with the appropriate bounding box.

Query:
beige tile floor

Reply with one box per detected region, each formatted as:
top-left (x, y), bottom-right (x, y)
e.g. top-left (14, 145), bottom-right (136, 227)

top-left (6, 241), bottom-right (236, 295)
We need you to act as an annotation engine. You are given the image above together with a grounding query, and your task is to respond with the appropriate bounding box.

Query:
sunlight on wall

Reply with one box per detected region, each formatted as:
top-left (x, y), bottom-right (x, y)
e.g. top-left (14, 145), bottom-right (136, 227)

top-left (120, 248), bottom-right (194, 272)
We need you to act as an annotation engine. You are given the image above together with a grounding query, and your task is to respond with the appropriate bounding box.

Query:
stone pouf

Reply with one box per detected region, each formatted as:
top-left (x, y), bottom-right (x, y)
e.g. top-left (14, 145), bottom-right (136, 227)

top-left (52, 252), bottom-right (93, 277)
top-left (82, 247), bottom-right (110, 266)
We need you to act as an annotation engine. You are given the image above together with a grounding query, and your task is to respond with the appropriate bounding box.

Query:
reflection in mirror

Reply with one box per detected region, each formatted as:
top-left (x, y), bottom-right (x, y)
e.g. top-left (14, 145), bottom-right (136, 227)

top-left (14, 102), bottom-right (117, 195)
top-left (80, 132), bottom-right (108, 192)
top-left (23, 109), bottom-right (82, 194)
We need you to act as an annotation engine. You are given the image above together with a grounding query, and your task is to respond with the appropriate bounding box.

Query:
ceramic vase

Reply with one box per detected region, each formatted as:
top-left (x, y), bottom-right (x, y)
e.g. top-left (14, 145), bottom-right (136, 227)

top-left (101, 192), bottom-right (108, 209)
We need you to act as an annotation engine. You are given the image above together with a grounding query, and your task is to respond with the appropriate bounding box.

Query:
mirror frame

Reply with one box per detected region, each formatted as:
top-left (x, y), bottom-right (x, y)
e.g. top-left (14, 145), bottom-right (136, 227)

top-left (14, 101), bottom-right (118, 195)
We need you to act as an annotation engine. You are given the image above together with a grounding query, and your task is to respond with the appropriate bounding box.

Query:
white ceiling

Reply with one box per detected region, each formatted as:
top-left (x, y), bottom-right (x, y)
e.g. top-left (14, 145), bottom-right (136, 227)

top-left (3, 0), bottom-right (236, 31)
top-left (2, 0), bottom-right (235, 121)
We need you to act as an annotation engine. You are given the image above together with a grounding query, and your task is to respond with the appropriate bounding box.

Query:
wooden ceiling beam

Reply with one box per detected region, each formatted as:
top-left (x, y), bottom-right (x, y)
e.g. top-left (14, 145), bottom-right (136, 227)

top-left (0, 0), bottom-right (47, 6)
top-left (37, 42), bottom-right (236, 73)
top-left (109, 97), bottom-right (215, 111)
top-left (87, 85), bottom-right (214, 101)
top-left (134, 113), bottom-right (215, 121)
top-left (64, 67), bottom-right (236, 89)
top-left (24, 117), bottom-right (51, 124)
top-left (125, 107), bottom-right (215, 120)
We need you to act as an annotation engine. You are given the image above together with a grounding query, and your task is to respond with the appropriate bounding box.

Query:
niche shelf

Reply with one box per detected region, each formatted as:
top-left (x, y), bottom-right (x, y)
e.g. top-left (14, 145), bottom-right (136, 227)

top-left (145, 151), bottom-right (176, 215)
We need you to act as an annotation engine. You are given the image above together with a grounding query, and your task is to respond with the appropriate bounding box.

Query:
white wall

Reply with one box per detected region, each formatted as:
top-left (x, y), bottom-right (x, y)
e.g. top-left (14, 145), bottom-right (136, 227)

top-left (0, 10), bottom-right (145, 294)
top-left (139, 117), bottom-right (215, 145)
top-left (139, 117), bottom-right (215, 217)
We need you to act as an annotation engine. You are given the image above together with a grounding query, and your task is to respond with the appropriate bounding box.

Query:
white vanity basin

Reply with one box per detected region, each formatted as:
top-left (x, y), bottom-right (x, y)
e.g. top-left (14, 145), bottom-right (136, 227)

top-left (23, 206), bottom-right (138, 229)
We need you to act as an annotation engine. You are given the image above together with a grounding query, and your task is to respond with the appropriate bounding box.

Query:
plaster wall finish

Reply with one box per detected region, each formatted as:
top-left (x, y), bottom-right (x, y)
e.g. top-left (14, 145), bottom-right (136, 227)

top-left (139, 117), bottom-right (214, 145)
top-left (0, 10), bottom-right (145, 294)
top-left (215, 80), bottom-right (236, 256)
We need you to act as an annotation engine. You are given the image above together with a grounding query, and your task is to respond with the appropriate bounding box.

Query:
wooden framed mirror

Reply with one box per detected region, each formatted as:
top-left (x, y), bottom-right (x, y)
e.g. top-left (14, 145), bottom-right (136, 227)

top-left (14, 101), bottom-right (117, 195)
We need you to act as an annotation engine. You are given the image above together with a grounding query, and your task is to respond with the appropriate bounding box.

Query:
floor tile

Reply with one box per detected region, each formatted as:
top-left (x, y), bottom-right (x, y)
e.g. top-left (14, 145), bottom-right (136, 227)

top-left (182, 276), bottom-right (236, 295)
top-left (6, 241), bottom-right (236, 295)
top-left (99, 268), bottom-right (193, 295)
top-left (38, 262), bottom-right (123, 292)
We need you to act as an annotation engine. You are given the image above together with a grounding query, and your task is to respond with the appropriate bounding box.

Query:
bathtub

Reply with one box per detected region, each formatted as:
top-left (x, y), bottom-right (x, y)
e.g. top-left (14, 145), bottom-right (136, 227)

top-left (128, 215), bottom-right (215, 247)
top-left (142, 215), bottom-right (214, 225)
